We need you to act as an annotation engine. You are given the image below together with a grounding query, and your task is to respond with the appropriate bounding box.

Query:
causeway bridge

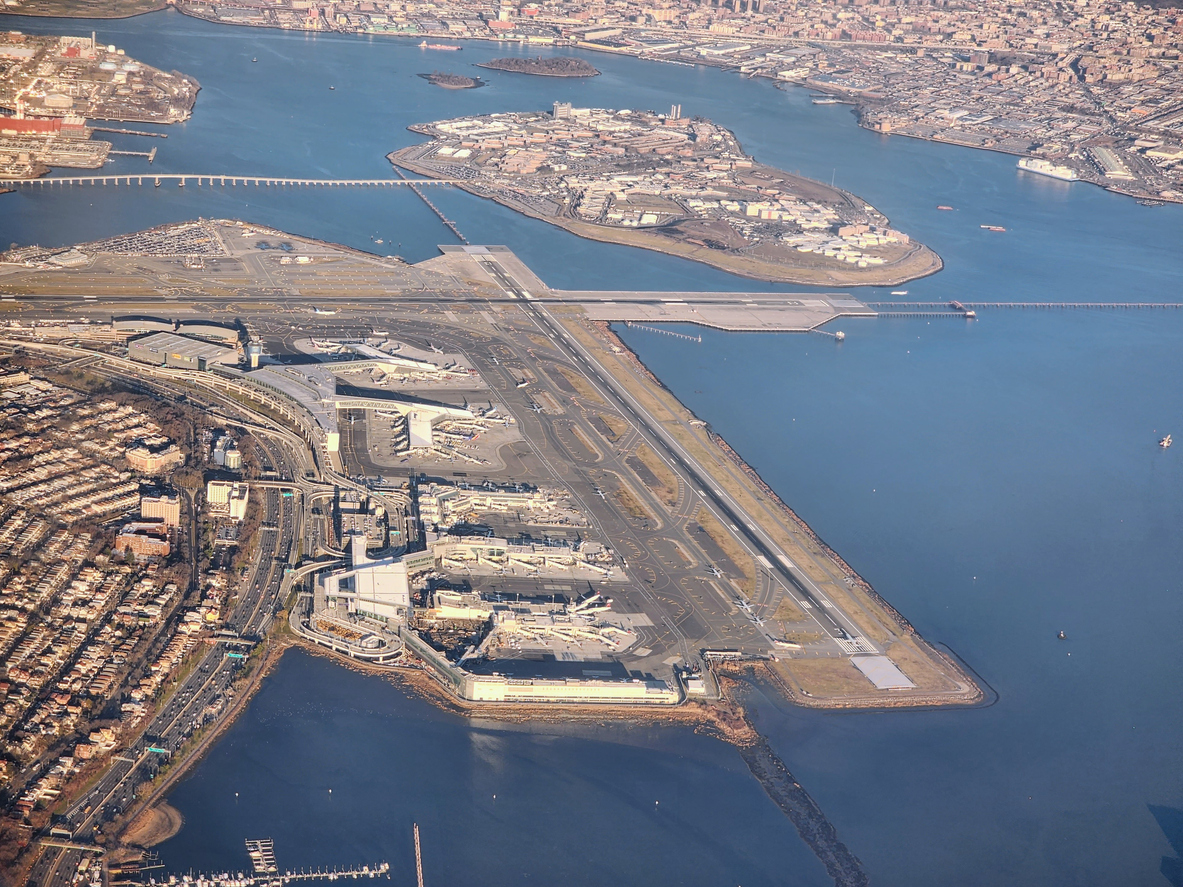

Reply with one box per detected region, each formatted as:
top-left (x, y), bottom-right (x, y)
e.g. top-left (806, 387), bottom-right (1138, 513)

top-left (0, 174), bottom-right (461, 189)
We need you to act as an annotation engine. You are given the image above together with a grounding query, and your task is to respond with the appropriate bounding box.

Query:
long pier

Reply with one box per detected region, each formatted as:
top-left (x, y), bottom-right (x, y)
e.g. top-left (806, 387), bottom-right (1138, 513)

top-left (392, 166), bottom-right (467, 243)
top-left (624, 320), bottom-right (702, 342)
top-left (90, 126), bottom-right (168, 138)
top-left (0, 175), bottom-right (460, 189)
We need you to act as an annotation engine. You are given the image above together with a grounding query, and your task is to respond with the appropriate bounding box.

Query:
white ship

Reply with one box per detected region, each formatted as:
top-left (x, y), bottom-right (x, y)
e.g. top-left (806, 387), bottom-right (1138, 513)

top-left (1017, 158), bottom-right (1080, 181)
top-left (1160, 434), bottom-right (1172, 449)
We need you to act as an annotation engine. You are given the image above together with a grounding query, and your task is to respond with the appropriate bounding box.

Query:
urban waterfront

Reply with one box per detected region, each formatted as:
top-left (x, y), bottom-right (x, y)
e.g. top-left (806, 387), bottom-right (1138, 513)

top-left (3, 10), bottom-right (1182, 886)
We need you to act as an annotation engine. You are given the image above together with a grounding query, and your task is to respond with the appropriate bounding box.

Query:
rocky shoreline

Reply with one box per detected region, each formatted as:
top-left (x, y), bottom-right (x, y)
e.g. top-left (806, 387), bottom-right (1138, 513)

top-left (475, 57), bottom-right (599, 77)
top-left (298, 639), bottom-right (867, 887)
top-left (418, 71), bottom-right (483, 90)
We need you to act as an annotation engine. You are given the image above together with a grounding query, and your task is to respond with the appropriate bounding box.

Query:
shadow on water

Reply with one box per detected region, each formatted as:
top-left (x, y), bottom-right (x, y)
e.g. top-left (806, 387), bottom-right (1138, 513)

top-left (1150, 806), bottom-right (1183, 886)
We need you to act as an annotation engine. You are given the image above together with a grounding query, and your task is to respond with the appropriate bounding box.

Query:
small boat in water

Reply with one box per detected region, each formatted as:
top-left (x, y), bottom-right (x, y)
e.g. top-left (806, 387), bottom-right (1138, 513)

top-left (252, 57), bottom-right (258, 63)
top-left (153, 177), bottom-right (160, 187)
top-left (1057, 630), bottom-right (1066, 640)
top-left (1160, 434), bottom-right (1172, 448)
top-left (891, 290), bottom-right (908, 296)
top-left (980, 225), bottom-right (1006, 232)
top-left (937, 205), bottom-right (954, 211)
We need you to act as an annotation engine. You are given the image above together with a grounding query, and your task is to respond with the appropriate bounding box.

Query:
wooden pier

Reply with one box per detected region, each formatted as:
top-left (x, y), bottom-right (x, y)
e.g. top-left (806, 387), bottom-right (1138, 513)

top-left (624, 321), bottom-right (702, 342)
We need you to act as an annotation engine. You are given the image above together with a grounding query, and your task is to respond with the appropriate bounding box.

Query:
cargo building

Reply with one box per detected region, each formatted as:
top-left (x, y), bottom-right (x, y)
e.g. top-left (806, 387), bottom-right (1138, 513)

top-left (127, 332), bottom-right (240, 372)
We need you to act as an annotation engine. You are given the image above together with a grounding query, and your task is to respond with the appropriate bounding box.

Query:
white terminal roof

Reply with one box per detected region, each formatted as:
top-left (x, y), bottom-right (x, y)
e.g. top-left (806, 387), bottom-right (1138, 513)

top-left (231, 360), bottom-right (472, 446)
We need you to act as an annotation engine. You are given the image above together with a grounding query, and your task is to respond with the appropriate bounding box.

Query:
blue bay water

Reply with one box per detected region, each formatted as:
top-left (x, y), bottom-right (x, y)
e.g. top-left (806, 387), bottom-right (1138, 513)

top-left (3, 10), bottom-right (1182, 885)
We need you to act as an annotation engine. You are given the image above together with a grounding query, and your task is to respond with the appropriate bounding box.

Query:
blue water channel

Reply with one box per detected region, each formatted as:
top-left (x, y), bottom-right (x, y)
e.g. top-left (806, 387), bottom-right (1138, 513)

top-left (3, 10), bottom-right (1182, 885)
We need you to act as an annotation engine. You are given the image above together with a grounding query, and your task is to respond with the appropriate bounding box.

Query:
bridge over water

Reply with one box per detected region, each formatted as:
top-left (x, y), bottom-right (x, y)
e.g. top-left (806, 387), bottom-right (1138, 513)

top-left (0, 174), bottom-right (461, 189)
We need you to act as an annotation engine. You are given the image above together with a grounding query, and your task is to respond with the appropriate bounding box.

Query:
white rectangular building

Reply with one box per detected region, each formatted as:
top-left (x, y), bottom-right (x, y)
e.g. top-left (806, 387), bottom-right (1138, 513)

top-left (207, 480), bottom-right (250, 522)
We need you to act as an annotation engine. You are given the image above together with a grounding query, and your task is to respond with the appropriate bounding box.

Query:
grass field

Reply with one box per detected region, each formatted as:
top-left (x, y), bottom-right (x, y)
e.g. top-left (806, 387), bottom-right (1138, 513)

top-left (771, 658), bottom-right (872, 696)
top-left (633, 442), bottom-right (679, 507)
top-left (613, 483), bottom-right (654, 523)
top-left (693, 506), bottom-right (756, 595)
top-left (555, 364), bottom-right (606, 406)
top-left (772, 596), bottom-right (807, 624)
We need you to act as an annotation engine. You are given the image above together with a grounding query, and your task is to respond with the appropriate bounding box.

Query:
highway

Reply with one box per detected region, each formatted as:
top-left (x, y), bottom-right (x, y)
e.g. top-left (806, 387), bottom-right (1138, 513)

top-left (24, 430), bottom-right (302, 887)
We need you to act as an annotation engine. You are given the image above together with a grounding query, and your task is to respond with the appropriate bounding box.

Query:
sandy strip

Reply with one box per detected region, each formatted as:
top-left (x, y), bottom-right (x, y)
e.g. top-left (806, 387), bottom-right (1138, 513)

top-left (121, 802), bottom-right (184, 848)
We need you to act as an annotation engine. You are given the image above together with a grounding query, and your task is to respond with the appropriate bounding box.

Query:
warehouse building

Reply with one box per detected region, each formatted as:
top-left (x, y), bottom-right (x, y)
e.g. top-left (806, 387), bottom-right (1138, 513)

top-left (177, 321), bottom-right (240, 345)
top-left (128, 332), bottom-right (241, 371)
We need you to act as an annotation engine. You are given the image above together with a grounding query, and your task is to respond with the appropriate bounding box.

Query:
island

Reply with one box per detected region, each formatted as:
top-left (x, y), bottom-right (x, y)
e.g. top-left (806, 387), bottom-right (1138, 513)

top-left (0, 0), bottom-right (165, 15)
top-left (0, 32), bottom-right (199, 179)
top-left (8, 0), bottom-right (1181, 203)
top-left (390, 104), bottom-right (942, 286)
top-left (418, 71), bottom-right (483, 90)
top-left (475, 57), bottom-right (600, 78)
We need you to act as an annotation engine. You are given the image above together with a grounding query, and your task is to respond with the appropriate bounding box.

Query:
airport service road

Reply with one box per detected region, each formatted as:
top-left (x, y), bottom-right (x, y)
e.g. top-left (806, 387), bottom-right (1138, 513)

top-left (477, 258), bottom-right (867, 649)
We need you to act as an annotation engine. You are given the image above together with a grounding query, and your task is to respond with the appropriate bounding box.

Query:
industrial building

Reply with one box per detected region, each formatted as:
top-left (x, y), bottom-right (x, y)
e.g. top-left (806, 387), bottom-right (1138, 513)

top-left (127, 332), bottom-right (241, 372)
top-left (176, 321), bottom-right (240, 345)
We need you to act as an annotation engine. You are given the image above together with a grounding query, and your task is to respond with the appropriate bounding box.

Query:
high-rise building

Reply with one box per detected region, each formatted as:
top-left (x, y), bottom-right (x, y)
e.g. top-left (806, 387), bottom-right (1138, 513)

top-left (140, 492), bottom-right (181, 527)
